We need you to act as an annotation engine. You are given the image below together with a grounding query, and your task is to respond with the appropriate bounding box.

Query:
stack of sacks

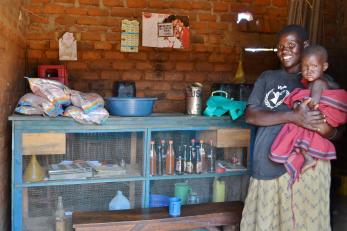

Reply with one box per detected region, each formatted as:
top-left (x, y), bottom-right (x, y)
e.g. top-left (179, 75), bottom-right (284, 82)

top-left (15, 78), bottom-right (109, 124)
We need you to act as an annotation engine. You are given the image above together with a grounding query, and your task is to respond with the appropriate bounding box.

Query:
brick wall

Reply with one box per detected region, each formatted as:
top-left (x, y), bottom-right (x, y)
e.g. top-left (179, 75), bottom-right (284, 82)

top-left (0, 0), bottom-right (27, 230)
top-left (24, 0), bottom-right (288, 112)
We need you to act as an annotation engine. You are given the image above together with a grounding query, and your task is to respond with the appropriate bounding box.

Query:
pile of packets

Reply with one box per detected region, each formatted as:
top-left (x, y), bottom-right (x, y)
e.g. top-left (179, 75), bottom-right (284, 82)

top-left (15, 78), bottom-right (109, 124)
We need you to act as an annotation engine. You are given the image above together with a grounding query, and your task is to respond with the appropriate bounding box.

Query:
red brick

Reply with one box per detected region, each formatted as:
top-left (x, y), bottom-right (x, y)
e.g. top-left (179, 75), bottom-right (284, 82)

top-left (65, 7), bottom-right (88, 15)
top-left (104, 51), bottom-right (125, 59)
top-left (166, 90), bottom-right (185, 100)
top-left (81, 32), bottom-right (101, 41)
top-left (254, 0), bottom-right (271, 6)
top-left (154, 62), bottom-right (174, 71)
top-left (29, 41), bottom-right (48, 50)
top-left (164, 72), bottom-right (184, 81)
top-left (66, 61), bottom-right (88, 70)
top-left (95, 41), bottom-right (112, 50)
top-left (199, 13), bottom-right (217, 22)
top-left (136, 81), bottom-right (153, 90)
top-left (148, 0), bottom-right (172, 8)
top-left (122, 71), bottom-right (142, 81)
top-left (30, 15), bottom-right (49, 24)
top-left (112, 61), bottom-right (134, 70)
top-left (152, 82), bottom-right (171, 90)
top-left (206, 72), bottom-right (224, 82)
top-left (148, 53), bottom-right (169, 61)
top-left (171, 0), bottom-right (193, 10)
top-left (79, 0), bottom-right (99, 6)
top-left (229, 3), bottom-right (248, 12)
top-left (208, 53), bottom-right (226, 62)
top-left (82, 51), bottom-right (102, 60)
top-left (272, 0), bottom-right (287, 7)
top-left (45, 50), bottom-right (58, 59)
top-left (43, 4), bottom-right (65, 14)
top-left (213, 2), bottom-right (229, 12)
top-left (127, 53), bottom-right (148, 60)
top-left (55, 0), bottom-right (75, 3)
top-left (195, 62), bottom-right (214, 71)
top-left (136, 62), bottom-right (153, 70)
top-left (184, 72), bottom-right (206, 82)
top-left (103, 0), bottom-right (124, 7)
top-left (214, 64), bottom-right (233, 72)
top-left (176, 62), bottom-right (194, 71)
top-left (30, 0), bottom-right (49, 3)
top-left (192, 1), bottom-right (210, 10)
top-left (144, 72), bottom-right (164, 81)
top-left (55, 15), bottom-right (77, 25)
top-left (100, 71), bottom-right (121, 79)
top-left (24, 5), bottom-right (43, 14)
top-left (28, 49), bottom-right (43, 59)
top-left (88, 8), bottom-right (109, 16)
top-left (26, 32), bottom-right (55, 40)
top-left (89, 60), bottom-right (113, 69)
top-left (169, 53), bottom-right (190, 61)
top-left (77, 17), bottom-right (102, 25)
top-left (127, 0), bottom-right (147, 8)
top-left (111, 7), bottom-right (135, 17)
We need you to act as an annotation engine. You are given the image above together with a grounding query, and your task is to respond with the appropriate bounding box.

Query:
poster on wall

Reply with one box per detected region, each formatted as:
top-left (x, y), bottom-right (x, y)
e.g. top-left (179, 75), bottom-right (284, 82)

top-left (121, 19), bottom-right (139, 52)
top-left (142, 12), bottom-right (190, 49)
top-left (59, 32), bottom-right (77, 61)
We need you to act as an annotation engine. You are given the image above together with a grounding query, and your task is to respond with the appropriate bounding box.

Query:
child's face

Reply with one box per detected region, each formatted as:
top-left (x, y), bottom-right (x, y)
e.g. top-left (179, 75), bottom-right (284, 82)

top-left (301, 54), bottom-right (328, 82)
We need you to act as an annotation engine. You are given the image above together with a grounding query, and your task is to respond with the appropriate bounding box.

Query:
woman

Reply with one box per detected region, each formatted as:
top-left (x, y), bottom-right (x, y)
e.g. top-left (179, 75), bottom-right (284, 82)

top-left (240, 25), bottom-right (337, 231)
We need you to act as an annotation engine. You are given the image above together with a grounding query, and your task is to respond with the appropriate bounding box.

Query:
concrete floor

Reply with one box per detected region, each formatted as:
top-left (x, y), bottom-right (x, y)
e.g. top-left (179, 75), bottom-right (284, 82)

top-left (332, 196), bottom-right (347, 231)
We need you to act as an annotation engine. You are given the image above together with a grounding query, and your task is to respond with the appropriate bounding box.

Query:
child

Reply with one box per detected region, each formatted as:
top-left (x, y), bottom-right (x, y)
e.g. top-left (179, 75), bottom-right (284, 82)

top-left (270, 45), bottom-right (347, 185)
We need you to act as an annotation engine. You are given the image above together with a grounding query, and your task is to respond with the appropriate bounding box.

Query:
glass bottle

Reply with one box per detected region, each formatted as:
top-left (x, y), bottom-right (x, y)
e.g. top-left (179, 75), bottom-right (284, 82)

top-left (186, 145), bottom-right (193, 174)
top-left (175, 145), bottom-right (184, 175)
top-left (199, 140), bottom-right (207, 173)
top-left (150, 141), bottom-right (157, 176)
top-left (195, 147), bottom-right (202, 174)
top-left (166, 140), bottom-right (175, 175)
top-left (207, 140), bottom-right (216, 173)
top-left (55, 196), bottom-right (66, 231)
top-left (183, 144), bottom-right (187, 173)
top-left (160, 140), bottom-right (166, 174)
top-left (157, 145), bottom-right (163, 176)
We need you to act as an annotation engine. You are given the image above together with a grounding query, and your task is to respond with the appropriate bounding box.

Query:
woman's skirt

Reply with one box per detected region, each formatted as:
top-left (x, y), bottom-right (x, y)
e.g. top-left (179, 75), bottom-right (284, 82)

top-left (240, 160), bottom-right (331, 231)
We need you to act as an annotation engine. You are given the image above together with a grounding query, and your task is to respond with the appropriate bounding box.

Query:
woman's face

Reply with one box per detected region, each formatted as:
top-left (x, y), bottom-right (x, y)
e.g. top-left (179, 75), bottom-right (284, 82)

top-left (277, 32), bottom-right (304, 73)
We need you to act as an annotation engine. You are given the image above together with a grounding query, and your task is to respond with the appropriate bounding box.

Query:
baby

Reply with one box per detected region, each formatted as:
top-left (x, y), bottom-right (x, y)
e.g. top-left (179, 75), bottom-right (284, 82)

top-left (270, 45), bottom-right (347, 185)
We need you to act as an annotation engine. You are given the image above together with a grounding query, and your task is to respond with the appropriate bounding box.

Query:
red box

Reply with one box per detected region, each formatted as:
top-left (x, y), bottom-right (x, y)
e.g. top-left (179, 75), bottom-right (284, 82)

top-left (38, 65), bottom-right (68, 85)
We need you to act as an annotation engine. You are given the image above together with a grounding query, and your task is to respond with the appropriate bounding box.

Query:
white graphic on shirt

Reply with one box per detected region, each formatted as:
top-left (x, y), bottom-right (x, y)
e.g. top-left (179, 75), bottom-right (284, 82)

top-left (264, 86), bottom-right (290, 109)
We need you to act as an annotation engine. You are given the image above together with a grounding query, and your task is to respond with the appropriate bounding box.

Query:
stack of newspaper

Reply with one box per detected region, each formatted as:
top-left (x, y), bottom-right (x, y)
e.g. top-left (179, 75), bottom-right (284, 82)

top-left (91, 163), bottom-right (126, 178)
top-left (48, 161), bottom-right (93, 180)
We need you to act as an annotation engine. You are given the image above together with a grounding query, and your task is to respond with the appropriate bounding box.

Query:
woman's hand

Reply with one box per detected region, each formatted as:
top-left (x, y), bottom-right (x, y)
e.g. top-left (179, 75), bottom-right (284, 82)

top-left (292, 98), bottom-right (326, 131)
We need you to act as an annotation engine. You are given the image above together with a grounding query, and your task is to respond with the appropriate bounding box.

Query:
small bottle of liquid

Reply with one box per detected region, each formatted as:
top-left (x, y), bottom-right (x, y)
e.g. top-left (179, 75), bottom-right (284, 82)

top-left (191, 139), bottom-right (196, 161)
top-left (166, 140), bottom-right (175, 175)
top-left (186, 146), bottom-right (193, 174)
top-left (195, 148), bottom-right (202, 174)
top-left (55, 196), bottom-right (66, 231)
top-left (199, 140), bottom-right (207, 173)
top-left (157, 145), bottom-right (163, 176)
top-left (183, 144), bottom-right (187, 173)
top-left (175, 145), bottom-right (184, 175)
top-left (207, 140), bottom-right (216, 173)
top-left (150, 141), bottom-right (157, 176)
top-left (160, 140), bottom-right (166, 174)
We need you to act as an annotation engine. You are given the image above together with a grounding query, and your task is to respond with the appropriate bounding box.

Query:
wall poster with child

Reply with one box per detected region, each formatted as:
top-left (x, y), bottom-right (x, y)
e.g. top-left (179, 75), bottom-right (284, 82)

top-left (142, 12), bottom-right (190, 49)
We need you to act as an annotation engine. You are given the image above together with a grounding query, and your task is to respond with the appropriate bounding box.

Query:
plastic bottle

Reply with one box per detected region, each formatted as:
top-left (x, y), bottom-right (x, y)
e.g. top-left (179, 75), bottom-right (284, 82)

top-left (109, 190), bottom-right (131, 210)
top-left (150, 141), bottom-right (157, 176)
top-left (166, 140), bottom-right (175, 175)
top-left (55, 196), bottom-right (66, 231)
top-left (212, 178), bottom-right (225, 202)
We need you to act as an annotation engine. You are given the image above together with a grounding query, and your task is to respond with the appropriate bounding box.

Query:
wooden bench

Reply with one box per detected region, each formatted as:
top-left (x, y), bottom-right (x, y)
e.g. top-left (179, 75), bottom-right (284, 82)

top-left (73, 201), bottom-right (243, 231)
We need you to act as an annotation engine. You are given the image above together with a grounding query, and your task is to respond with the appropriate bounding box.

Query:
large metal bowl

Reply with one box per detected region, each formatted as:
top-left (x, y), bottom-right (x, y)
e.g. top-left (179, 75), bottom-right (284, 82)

top-left (106, 97), bottom-right (157, 116)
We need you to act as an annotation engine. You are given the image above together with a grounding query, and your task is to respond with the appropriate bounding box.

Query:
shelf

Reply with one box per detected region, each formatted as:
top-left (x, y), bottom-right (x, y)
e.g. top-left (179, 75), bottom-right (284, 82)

top-left (149, 169), bottom-right (248, 180)
top-left (18, 175), bottom-right (146, 188)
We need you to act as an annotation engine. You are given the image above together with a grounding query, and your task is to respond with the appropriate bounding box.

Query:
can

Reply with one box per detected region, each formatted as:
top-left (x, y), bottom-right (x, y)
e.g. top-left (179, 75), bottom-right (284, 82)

top-left (186, 82), bottom-right (203, 115)
top-left (169, 197), bottom-right (181, 217)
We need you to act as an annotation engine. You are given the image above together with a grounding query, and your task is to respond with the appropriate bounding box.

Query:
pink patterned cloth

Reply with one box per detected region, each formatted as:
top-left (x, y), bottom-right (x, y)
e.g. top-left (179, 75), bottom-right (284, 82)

top-left (270, 88), bottom-right (347, 184)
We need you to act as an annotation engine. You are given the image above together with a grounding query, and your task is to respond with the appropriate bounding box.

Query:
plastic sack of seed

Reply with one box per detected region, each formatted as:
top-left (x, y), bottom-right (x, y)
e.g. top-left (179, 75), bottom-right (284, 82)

top-left (70, 90), bottom-right (104, 113)
top-left (26, 78), bottom-right (71, 106)
top-left (63, 106), bottom-right (109, 124)
top-left (15, 93), bottom-right (63, 117)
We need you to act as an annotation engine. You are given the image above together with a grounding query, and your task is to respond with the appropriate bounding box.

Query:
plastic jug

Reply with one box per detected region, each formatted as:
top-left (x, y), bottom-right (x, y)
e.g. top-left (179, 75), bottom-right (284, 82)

top-left (174, 182), bottom-right (192, 205)
top-left (109, 190), bottom-right (131, 210)
top-left (212, 177), bottom-right (225, 202)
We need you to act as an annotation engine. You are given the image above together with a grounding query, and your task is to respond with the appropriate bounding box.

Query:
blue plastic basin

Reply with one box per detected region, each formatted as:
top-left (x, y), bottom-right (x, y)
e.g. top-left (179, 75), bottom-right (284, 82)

top-left (106, 97), bottom-right (157, 116)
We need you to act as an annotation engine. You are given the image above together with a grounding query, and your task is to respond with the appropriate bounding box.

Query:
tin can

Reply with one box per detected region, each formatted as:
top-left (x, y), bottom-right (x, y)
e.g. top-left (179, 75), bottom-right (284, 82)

top-left (169, 197), bottom-right (181, 217)
top-left (186, 82), bottom-right (203, 115)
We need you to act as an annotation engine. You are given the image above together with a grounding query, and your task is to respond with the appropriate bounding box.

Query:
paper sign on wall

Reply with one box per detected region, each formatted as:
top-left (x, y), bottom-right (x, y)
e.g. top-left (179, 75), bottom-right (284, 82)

top-left (121, 19), bottom-right (139, 52)
top-left (59, 32), bottom-right (77, 61)
top-left (142, 12), bottom-right (190, 49)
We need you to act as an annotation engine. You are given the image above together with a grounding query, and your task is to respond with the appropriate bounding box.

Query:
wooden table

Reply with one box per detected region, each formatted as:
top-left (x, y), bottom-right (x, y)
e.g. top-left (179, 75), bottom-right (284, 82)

top-left (73, 201), bottom-right (243, 231)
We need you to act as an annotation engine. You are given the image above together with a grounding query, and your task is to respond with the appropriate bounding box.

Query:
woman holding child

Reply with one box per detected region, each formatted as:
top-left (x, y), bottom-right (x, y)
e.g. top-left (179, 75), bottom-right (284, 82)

top-left (240, 24), bottom-right (339, 231)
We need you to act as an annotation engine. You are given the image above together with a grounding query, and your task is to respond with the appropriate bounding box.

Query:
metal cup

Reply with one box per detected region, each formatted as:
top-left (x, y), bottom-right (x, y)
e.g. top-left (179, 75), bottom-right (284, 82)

top-left (186, 82), bottom-right (203, 115)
